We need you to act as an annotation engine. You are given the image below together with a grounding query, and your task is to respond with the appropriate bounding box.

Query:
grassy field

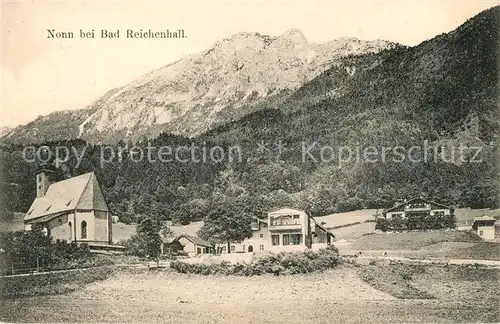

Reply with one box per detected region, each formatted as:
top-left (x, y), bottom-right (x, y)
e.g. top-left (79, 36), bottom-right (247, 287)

top-left (1, 265), bottom-right (498, 323)
top-left (0, 266), bottom-right (114, 299)
top-left (357, 262), bottom-right (435, 299)
top-left (455, 208), bottom-right (500, 227)
top-left (339, 230), bottom-right (500, 261)
top-left (349, 230), bottom-right (481, 251)
top-left (315, 209), bottom-right (379, 228)
top-left (358, 262), bottom-right (499, 307)
top-left (331, 222), bottom-right (377, 240)
top-left (111, 222), bottom-right (137, 243)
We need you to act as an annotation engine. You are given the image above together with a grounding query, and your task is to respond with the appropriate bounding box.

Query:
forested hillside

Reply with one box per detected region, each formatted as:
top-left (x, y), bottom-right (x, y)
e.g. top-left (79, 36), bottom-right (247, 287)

top-left (0, 6), bottom-right (498, 224)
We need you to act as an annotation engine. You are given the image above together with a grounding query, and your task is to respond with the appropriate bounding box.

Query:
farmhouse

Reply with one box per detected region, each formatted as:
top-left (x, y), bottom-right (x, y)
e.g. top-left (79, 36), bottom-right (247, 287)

top-left (219, 207), bottom-right (335, 254)
top-left (383, 198), bottom-right (454, 220)
top-left (472, 216), bottom-right (497, 240)
top-left (163, 234), bottom-right (214, 257)
top-left (24, 167), bottom-right (112, 245)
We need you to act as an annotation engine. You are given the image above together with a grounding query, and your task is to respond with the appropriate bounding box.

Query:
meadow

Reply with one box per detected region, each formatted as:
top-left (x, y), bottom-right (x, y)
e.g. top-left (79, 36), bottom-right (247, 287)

top-left (1, 263), bottom-right (498, 323)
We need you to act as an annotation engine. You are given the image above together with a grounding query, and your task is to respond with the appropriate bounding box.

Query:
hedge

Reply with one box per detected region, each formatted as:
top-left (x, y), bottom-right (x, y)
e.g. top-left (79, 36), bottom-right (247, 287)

top-left (170, 246), bottom-right (341, 276)
top-left (375, 214), bottom-right (457, 232)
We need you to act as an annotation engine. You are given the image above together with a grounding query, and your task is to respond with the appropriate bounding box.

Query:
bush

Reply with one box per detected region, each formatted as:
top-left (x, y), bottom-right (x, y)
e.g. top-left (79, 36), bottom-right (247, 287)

top-left (0, 230), bottom-right (105, 275)
top-left (170, 246), bottom-right (341, 276)
top-left (376, 214), bottom-right (457, 232)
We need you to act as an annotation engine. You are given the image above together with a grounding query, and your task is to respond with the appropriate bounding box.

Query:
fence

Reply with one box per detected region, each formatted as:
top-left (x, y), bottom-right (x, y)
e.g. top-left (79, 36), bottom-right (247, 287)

top-left (2, 257), bottom-right (44, 275)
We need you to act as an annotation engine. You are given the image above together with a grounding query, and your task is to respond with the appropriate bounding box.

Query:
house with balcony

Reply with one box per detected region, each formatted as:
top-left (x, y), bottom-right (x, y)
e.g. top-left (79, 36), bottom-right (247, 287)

top-left (383, 198), bottom-right (454, 220)
top-left (267, 207), bottom-right (334, 252)
top-left (217, 207), bottom-right (334, 254)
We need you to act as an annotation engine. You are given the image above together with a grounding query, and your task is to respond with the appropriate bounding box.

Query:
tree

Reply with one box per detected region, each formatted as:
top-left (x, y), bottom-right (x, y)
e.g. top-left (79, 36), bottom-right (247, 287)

top-left (0, 225), bottom-right (57, 273)
top-left (335, 197), bottom-right (364, 213)
top-left (197, 200), bottom-right (253, 253)
top-left (159, 226), bottom-right (182, 258)
top-left (375, 218), bottom-right (389, 232)
top-left (172, 199), bottom-right (208, 225)
top-left (124, 215), bottom-right (162, 261)
top-left (443, 214), bottom-right (457, 229)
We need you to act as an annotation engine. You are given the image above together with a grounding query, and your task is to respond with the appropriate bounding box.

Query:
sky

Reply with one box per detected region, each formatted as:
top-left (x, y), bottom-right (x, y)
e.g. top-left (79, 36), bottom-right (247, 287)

top-left (1, 0), bottom-right (499, 128)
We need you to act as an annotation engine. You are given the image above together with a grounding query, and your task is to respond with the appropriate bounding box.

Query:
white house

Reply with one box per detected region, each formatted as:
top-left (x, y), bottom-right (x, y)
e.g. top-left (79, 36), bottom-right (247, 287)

top-left (473, 216), bottom-right (497, 240)
top-left (383, 198), bottom-right (453, 220)
top-left (267, 207), bottom-right (334, 253)
top-left (217, 217), bottom-right (269, 254)
top-left (24, 167), bottom-right (112, 245)
top-left (218, 207), bottom-right (335, 254)
top-left (267, 207), bottom-right (310, 252)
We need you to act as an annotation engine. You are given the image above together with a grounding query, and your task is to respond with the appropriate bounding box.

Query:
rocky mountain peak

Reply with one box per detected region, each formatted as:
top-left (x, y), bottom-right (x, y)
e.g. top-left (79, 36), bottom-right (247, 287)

top-left (2, 30), bottom-right (399, 144)
top-left (280, 29), bottom-right (307, 45)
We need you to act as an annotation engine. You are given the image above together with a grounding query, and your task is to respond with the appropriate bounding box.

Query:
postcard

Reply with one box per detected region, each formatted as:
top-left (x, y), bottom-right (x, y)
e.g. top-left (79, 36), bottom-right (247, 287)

top-left (1, 1), bottom-right (499, 323)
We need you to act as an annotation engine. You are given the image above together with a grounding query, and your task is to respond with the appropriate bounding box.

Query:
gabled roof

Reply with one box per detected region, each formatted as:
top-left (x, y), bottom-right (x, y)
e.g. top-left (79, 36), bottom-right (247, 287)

top-left (267, 206), bottom-right (306, 214)
top-left (24, 172), bottom-right (109, 223)
top-left (310, 216), bottom-right (335, 238)
top-left (177, 234), bottom-right (213, 247)
top-left (473, 216), bottom-right (497, 222)
top-left (253, 216), bottom-right (268, 225)
top-left (384, 198), bottom-right (451, 214)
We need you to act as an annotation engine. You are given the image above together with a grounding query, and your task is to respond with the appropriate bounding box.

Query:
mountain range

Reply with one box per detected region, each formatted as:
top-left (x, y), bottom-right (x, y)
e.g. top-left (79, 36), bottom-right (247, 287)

top-left (2, 30), bottom-right (395, 144)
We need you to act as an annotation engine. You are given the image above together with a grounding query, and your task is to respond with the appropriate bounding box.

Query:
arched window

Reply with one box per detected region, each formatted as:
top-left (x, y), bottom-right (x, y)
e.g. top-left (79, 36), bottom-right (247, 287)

top-left (81, 221), bottom-right (87, 239)
top-left (68, 222), bottom-right (72, 241)
top-left (248, 245), bottom-right (253, 253)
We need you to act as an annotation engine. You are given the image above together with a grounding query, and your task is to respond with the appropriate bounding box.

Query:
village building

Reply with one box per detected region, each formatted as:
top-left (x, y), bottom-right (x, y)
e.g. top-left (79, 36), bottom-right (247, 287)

top-left (24, 168), bottom-right (113, 246)
top-left (217, 217), bottom-right (269, 254)
top-left (162, 234), bottom-right (214, 257)
top-left (218, 207), bottom-right (335, 254)
top-left (382, 198), bottom-right (454, 220)
top-left (268, 207), bottom-right (334, 252)
top-left (472, 216), bottom-right (497, 240)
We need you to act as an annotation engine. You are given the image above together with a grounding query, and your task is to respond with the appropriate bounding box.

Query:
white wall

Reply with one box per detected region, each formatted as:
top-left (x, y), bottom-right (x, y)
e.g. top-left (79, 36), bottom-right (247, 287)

top-left (268, 245), bottom-right (307, 253)
top-left (94, 210), bottom-right (109, 242)
top-left (219, 221), bottom-right (269, 253)
top-left (386, 212), bottom-right (405, 219)
top-left (430, 209), bottom-right (450, 216)
top-left (25, 210), bottom-right (110, 244)
top-left (74, 211), bottom-right (95, 242)
top-left (311, 243), bottom-right (328, 251)
top-left (47, 213), bottom-right (70, 241)
top-left (178, 237), bottom-right (195, 254)
top-left (477, 226), bottom-right (495, 240)
top-left (268, 208), bottom-right (309, 249)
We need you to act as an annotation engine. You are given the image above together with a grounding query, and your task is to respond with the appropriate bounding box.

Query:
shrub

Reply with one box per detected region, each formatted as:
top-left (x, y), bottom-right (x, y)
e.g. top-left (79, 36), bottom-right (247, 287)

top-left (0, 230), bottom-right (104, 275)
top-left (170, 246), bottom-right (341, 276)
top-left (376, 214), bottom-right (457, 232)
